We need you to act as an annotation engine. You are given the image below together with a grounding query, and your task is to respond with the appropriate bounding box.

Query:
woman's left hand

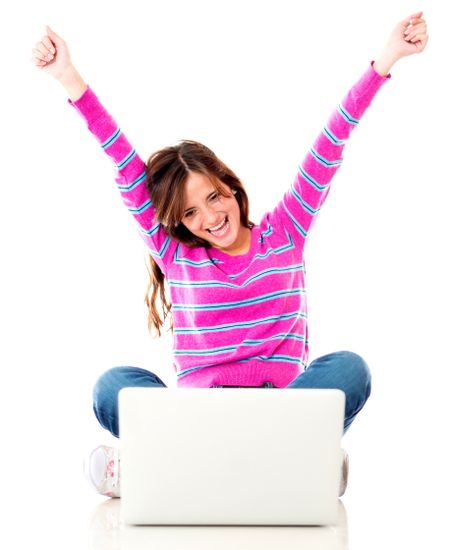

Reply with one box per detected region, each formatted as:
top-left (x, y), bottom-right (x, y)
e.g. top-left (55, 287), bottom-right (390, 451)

top-left (390, 11), bottom-right (429, 59)
top-left (374, 11), bottom-right (429, 76)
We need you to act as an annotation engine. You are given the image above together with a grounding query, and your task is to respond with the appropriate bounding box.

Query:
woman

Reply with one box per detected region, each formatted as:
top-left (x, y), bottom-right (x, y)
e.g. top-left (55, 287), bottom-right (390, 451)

top-left (31, 13), bottom-right (428, 498)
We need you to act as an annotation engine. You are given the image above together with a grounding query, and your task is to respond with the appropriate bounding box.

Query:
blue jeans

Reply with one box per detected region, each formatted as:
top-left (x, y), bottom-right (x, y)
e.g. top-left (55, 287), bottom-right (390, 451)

top-left (93, 351), bottom-right (371, 438)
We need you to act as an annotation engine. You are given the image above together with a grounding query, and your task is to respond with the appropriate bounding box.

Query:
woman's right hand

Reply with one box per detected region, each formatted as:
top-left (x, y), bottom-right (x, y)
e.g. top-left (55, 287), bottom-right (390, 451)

top-left (32, 26), bottom-right (87, 101)
top-left (31, 26), bottom-right (72, 81)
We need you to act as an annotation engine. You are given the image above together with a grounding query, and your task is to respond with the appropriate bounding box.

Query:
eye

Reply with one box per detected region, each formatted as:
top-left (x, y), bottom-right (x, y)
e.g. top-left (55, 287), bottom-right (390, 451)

top-left (184, 210), bottom-right (195, 218)
top-left (210, 192), bottom-right (220, 201)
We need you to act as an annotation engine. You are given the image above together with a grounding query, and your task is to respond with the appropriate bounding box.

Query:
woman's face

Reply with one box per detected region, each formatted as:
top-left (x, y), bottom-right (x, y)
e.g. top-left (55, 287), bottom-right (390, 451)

top-left (181, 172), bottom-right (248, 254)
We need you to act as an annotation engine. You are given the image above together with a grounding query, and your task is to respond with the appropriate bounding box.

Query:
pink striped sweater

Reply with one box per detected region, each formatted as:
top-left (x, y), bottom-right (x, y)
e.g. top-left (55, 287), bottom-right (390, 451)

top-left (69, 62), bottom-right (390, 388)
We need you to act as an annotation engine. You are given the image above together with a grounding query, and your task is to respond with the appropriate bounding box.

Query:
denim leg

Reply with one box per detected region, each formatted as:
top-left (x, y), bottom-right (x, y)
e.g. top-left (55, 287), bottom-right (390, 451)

top-left (286, 351), bottom-right (372, 433)
top-left (93, 366), bottom-right (167, 438)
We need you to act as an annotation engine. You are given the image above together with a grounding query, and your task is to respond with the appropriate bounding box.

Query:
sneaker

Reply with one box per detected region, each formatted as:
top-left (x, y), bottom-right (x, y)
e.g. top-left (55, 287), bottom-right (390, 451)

top-left (339, 449), bottom-right (349, 497)
top-left (84, 445), bottom-right (121, 498)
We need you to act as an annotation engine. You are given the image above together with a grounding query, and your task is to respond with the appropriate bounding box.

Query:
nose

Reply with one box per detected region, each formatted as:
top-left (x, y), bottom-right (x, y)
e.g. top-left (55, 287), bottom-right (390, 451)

top-left (201, 205), bottom-right (221, 226)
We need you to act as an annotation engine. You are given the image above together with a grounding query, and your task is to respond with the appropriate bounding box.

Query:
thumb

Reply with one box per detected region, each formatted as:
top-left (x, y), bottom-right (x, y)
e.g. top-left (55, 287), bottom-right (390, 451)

top-left (46, 25), bottom-right (64, 45)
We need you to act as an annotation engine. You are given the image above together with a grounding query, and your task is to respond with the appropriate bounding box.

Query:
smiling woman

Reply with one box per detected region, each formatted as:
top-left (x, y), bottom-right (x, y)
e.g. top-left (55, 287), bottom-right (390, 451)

top-left (30, 13), bottom-right (429, 499)
top-left (144, 140), bottom-right (253, 253)
top-left (181, 172), bottom-right (252, 255)
top-left (143, 139), bottom-right (254, 335)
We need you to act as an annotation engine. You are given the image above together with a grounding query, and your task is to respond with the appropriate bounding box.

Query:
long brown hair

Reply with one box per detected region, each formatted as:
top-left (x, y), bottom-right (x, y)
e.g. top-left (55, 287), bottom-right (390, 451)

top-left (144, 140), bottom-right (252, 337)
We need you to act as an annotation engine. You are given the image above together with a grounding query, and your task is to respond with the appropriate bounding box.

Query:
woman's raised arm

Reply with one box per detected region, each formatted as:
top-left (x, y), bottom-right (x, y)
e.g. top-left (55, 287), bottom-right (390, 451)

top-left (31, 26), bottom-right (178, 273)
top-left (266, 12), bottom-right (428, 253)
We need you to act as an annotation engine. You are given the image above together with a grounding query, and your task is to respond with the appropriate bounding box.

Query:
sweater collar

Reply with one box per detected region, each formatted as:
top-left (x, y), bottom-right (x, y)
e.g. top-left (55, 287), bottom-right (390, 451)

top-left (207, 224), bottom-right (260, 266)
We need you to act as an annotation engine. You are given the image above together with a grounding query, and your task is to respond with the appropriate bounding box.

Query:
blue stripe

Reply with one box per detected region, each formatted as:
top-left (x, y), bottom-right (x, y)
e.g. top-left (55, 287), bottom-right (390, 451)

top-left (128, 199), bottom-right (153, 215)
top-left (298, 165), bottom-right (329, 191)
top-left (158, 236), bottom-right (171, 259)
top-left (174, 310), bottom-right (306, 334)
top-left (282, 201), bottom-right (308, 238)
top-left (310, 148), bottom-right (343, 167)
top-left (338, 103), bottom-right (359, 125)
top-left (261, 224), bottom-right (273, 237)
top-left (237, 355), bottom-right (308, 367)
top-left (174, 245), bottom-right (217, 267)
top-left (323, 125), bottom-right (346, 145)
top-left (290, 181), bottom-right (320, 216)
top-left (174, 228), bottom-right (294, 270)
top-left (101, 128), bottom-right (122, 149)
top-left (176, 355), bottom-right (308, 378)
top-left (168, 263), bottom-right (304, 289)
top-left (140, 223), bottom-right (161, 237)
top-left (117, 170), bottom-right (146, 192)
top-left (174, 257), bottom-right (217, 267)
top-left (116, 149), bottom-right (137, 170)
top-left (172, 287), bottom-right (303, 311)
top-left (174, 333), bottom-right (307, 357)
top-left (210, 231), bottom-right (295, 273)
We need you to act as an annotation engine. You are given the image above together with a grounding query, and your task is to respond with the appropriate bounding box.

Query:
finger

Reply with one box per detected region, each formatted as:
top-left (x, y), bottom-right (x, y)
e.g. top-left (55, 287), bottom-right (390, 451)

top-left (41, 35), bottom-right (56, 55)
top-left (35, 40), bottom-right (54, 62)
top-left (410, 33), bottom-right (428, 44)
top-left (32, 47), bottom-right (50, 62)
top-left (401, 11), bottom-right (423, 29)
top-left (404, 19), bottom-right (425, 34)
top-left (35, 41), bottom-right (48, 54)
top-left (409, 11), bottom-right (423, 20)
top-left (404, 24), bottom-right (427, 40)
top-left (35, 40), bottom-right (53, 57)
top-left (31, 54), bottom-right (50, 68)
top-left (32, 58), bottom-right (47, 67)
top-left (409, 21), bottom-right (427, 30)
top-left (405, 23), bottom-right (427, 39)
top-left (407, 19), bottom-right (426, 31)
top-left (407, 35), bottom-right (428, 51)
top-left (405, 24), bottom-right (427, 39)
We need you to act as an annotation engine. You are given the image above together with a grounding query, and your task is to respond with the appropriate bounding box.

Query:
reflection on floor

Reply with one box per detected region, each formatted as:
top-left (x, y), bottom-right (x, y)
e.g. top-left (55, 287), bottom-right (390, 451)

top-left (88, 498), bottom-right (348, 550)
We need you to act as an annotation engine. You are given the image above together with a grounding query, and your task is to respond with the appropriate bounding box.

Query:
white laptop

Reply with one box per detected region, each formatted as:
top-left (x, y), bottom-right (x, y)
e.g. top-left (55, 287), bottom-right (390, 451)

top-left (118, 387), bottom-right (345, 526)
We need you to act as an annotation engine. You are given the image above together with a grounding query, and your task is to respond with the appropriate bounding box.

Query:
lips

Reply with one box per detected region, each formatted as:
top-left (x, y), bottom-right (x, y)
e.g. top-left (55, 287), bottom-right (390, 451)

top-left (207, 216), bottom-right (230, 238)
top-left (207, 216), bottom-right (228, 233)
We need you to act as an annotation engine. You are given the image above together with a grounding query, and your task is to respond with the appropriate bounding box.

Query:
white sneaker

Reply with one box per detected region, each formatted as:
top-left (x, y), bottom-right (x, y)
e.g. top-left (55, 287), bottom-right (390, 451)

top-left (339, 449), bottom-right (349, 497)
top-left (84, 445), bottom-right (121, 498)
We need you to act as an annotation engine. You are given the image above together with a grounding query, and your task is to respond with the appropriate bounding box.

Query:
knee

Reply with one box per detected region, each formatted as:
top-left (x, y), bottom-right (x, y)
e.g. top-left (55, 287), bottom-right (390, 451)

top-left (93, 367), bottom-right (126, 407)
top-left (338, 351), bottom-right (371, 401)
top-left (93, 366), bottom-right (166, 407)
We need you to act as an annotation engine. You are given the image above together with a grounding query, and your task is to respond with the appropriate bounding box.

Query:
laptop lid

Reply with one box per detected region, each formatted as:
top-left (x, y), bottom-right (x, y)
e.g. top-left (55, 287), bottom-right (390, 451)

top-left (118, 387), bottom-right (345, 525)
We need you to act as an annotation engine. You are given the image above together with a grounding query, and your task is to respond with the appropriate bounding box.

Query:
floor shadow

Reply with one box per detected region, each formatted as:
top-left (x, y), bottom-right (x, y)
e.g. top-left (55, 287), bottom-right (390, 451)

top-left (88, 498), bottom-right (348, 550)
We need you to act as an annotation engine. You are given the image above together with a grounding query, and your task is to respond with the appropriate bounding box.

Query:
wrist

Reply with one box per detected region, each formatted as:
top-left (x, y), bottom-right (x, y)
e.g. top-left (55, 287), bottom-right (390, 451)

top-left (373, 50), bottom-right (398, 77)
top-left (58, 64), bottom-right (78, 84)
top-left (59, 65), bottom-right (88, 101)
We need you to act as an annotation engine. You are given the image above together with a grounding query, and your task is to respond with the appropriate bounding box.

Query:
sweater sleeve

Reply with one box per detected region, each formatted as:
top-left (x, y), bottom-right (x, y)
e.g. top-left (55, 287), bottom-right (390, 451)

top-left (68, 88), bottom-right (176, 273)
top-left (267, 61), bottom-right (391, 252)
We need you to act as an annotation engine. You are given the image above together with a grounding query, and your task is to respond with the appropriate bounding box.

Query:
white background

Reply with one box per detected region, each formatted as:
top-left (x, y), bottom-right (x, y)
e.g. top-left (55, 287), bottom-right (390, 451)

top-left (1, 0), bottom-right (449, 547)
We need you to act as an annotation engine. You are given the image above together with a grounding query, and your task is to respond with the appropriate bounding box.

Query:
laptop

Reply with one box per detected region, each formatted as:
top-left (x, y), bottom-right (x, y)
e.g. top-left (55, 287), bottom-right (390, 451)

top-left (118, 387), bottom-right (345, 526)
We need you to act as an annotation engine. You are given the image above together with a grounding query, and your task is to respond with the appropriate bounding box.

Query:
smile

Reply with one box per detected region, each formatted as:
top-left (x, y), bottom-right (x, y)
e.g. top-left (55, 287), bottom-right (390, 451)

top-left (207, 216), bottom-right (230, 237)
top-left (208, 217), bottom-right (227, 232)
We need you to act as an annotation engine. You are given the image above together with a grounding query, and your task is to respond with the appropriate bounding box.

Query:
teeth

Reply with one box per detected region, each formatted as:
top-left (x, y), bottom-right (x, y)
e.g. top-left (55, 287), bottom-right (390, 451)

top-left (209, 218), bottom-right (227, 232)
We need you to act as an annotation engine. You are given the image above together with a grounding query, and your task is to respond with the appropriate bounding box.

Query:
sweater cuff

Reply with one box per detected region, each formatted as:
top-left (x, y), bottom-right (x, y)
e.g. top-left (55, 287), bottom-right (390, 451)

top-left (67, 86), bottom-right (105, 120)
top-left (339, 61), bottom-right (391, 121)
top-left (369, 59), bottom-right (392, 83)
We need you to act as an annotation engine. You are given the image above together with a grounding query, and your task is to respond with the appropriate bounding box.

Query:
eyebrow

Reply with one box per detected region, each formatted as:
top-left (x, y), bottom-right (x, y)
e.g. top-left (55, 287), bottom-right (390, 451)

top-left (183, 191), bottom-right (218, 215)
